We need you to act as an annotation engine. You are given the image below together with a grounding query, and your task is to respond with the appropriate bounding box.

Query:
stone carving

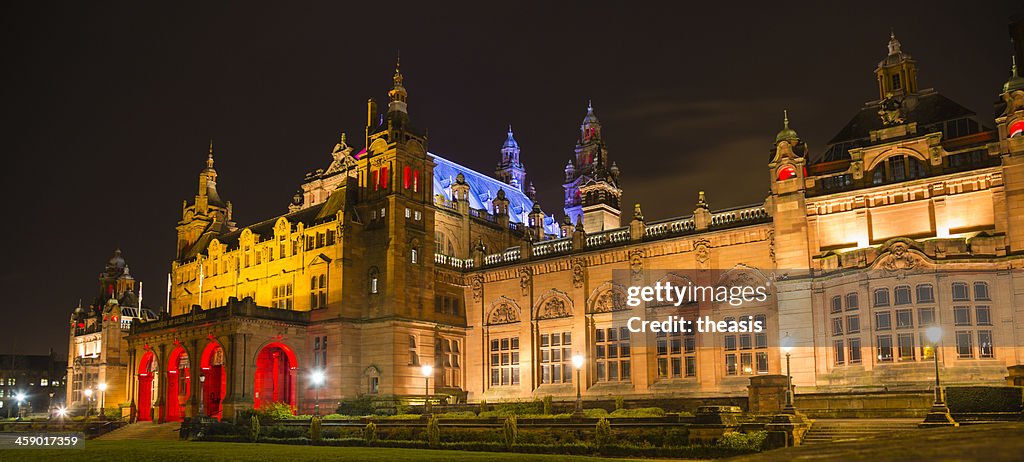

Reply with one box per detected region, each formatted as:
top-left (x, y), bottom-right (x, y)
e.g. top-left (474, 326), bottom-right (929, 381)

top-left (588, 283), bottom-right (628, 314)
top-left (487, 297), bottom-right (520, 325)
top-left (470, 275), bottom-right (484, 302)
top-left (325, 133), bottom-right (358, 175)
top-left (571, 258), bottom-right (586, 289)
top-left (629, 249), bottom-right (644, 281)
top-left (878, 93), bottom-right (905, 126)
top-left (694, 239), bottom-right (711, 270)
top-left (519, 267), bottom-right (532, 297)
top-left (539, 298), bottom-right (570, 319)
top-left (881, 242), bottom-right (920, 272)
top-left (767, 229), bottom-right (776, 264)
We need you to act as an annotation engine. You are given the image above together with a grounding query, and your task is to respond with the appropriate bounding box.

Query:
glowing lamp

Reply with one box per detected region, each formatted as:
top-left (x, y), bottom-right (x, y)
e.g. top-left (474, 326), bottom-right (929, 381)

top-left (421, 364), bottom-right (433, 378)
top-left (56, 407), bottom-right (67, 418)
top-left (311, 369), bottom-right (326, 386)
top-left (780, 333), bottom-right (794, 354)
top-left (572, 353), bottom-right (585, 369)
top-left (83, 389), bottom-right (93, 398)
top-left (15, 392), bottom-right (26, 403)
top-left (926, 326), bottom-right (943, 344)
top-left (98, 383), bottom-right (107, 392)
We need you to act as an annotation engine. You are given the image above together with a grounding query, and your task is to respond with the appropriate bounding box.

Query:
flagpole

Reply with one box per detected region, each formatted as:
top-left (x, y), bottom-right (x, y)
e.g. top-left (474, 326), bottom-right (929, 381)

top-left (198, 259), bottom-right (204, 309)
top-left (138, 281), bottom-right (143, 313)
top-left (166, 272), bottom-right (172, 316)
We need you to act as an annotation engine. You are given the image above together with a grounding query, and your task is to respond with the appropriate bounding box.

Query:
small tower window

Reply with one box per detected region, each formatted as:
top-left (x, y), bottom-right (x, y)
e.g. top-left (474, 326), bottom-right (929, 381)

top-left (777, 165), bottom-right (797, 181)
top-left (891, 74), bottom-right (901, 90)
top-left (369, 268), bottom-right (380, 294)
top-left (411, 248), bottom-right (419, 264)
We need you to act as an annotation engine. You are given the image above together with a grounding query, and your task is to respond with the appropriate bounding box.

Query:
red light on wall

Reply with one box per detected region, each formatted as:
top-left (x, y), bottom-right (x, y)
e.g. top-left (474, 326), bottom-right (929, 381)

top-left (380, 166), bottom-right (388, 189)
top-left (778, 165), bottom-right (797, 181)
top-left (1010, 120), bottom-right (1024, 138)
top-left (403, 166), bottom-right (411, 189)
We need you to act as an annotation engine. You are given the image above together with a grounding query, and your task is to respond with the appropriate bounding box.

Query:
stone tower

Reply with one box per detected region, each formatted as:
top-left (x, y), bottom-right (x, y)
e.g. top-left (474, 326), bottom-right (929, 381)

top-left (562, 102), bottom-right (622, 232)
top-left (495, 126), bottom-right (527, 194)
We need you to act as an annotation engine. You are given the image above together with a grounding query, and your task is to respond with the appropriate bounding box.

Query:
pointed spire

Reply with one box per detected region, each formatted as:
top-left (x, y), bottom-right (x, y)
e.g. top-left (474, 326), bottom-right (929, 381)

top-left (393, 51), bottom-right (403, 86)
top-left (582, 99), bottom-right (600, 126)
top-left (387, 51), bottom-right (408, 114)
top-left (206, 137), bottom-right (215, 169)
top-left (775, 109), bottom-right (799, 144)
top-left (503, 124), bottom-right (519, 149)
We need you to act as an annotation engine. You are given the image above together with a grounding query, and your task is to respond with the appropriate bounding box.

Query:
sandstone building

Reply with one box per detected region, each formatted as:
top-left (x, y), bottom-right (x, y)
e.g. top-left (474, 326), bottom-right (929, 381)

top-left (67, 32), bottom-right (1024, 421)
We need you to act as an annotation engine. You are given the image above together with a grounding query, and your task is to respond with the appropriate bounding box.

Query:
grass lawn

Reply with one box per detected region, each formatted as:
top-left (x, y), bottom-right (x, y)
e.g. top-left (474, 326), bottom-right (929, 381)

top-left (0, 440), bottom-right (623, 462)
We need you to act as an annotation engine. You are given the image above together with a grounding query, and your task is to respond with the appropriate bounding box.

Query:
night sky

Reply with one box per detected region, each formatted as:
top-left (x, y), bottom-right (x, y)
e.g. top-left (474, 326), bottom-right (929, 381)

top-left (2, 1), bottom-right (1021, 355)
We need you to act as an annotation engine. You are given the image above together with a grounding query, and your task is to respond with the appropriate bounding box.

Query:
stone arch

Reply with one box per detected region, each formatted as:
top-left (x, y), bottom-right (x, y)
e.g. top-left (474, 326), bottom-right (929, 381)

top-left (136, 349), bottom-right (160, 422)
top-left (199, 339), bottom-right (227, 419)
top-left (587, 281), bottom-right (629, 314)
top-left (716, 263), bottom-right (772, 289)
top-left (865, 147), bottom-right (928, 172)
top-left (363, 365), bottom-right (381, 395)
top-left (165, 343), bottom-right (194, 422)
top-left (486, 296), bottom-right (522, 325)
top-left (253, 340), bottom-right (299, 412)
top-left (533, 289), bottom-right (574, 320)
top-left (648, 272), bottom-right (697, 307)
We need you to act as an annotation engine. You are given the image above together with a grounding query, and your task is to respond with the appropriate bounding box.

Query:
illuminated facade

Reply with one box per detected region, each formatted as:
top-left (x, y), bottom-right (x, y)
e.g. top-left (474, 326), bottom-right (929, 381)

top-left (84, 33), bottom-right (1024, 422)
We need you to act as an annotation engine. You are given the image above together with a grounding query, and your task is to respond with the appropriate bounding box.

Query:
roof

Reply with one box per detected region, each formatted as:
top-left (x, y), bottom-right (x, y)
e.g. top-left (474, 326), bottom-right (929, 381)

top-left (816, 90), bottom-right (980, 164)
top-left (431, 153), bottom-right (560, 235)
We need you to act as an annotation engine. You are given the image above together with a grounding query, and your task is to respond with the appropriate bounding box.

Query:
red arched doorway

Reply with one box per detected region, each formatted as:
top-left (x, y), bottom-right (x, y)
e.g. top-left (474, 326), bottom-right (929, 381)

top-left (137, 351), bottom-right (158, 421)
top-left (200, 342), bottom-right (227, 419)
top-left (166, 346), bottom-right (191, 422)
top-left (254, 342), bottom-right (297, 412)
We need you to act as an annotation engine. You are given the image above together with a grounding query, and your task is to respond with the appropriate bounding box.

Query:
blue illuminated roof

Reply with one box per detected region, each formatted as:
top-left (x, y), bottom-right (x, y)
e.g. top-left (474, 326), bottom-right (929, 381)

top-left (430, 153), bottom-right (559, 235)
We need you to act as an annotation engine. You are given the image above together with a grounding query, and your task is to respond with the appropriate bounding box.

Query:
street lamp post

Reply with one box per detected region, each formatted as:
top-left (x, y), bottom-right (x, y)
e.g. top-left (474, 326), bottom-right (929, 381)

top-left (421, 364), bottom-right (433, 415)
top-left (780, 334), bottom-right (795, 414)
top-left (15, 392), bottom-right (27, 420)
top-left (572, 354), bottom-right (585, 416)
top-left (83, 388), bottom-right (93, 419)
top-left (311, 370), bottom-right (325, 417)
top-left (921, 326), bottom-right (957, 427)
top-left (97, 383), bottom-right (108, 420)
top-left (198, 374), bottom-right (206, 418)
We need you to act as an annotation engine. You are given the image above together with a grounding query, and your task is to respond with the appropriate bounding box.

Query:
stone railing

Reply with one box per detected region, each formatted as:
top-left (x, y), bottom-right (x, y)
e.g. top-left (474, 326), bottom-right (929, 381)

top-left (469, 208), bottom-right (497, 223)
top-left (532, 237), bottom-right (572, 257)
top-left (585, 227), bottom-right (630, 248)
top-left (433, 196), bottom-right (458, 211)
top-left (484, 246), bottom-right (522, 266)
top-left (645, 216), bottom-right (696, 238)
top-left (710, 205), bottom-right (769, 228)
top-left (434, 253), bottom-right (474, 269)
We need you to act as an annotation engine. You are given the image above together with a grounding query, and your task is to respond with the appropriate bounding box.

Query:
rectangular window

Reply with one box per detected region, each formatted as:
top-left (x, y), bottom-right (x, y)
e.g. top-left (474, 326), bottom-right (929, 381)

top-left (725, 353), bottom-right (737, 375)
top-left (756, 352), bottom-right (768, 374)
top-left (973, 282), bottom-right (990, 301)
top-left (877, 335), bottom-right (893, 362)
top-left (724, 335), bottom-right (737, 350)
top-left (897, 333), bottom-right (915, 361)
top-left (827, 317), bottom-right (843, 336)
top-left (955, 331), bottom-right (973, 359)
top-left (952, 282), bottom-right (969, 301)
top-left (873, 289), bottom-right (890, 307)
top-left (896, 309), bottom-right (913, 329)
top-left (831, 296), bottom-right (842, 314)
top-left (657, 331), bottom-right (695, 379)
top-left (540, 332), bottom-right (572, 384)
top-left (595, 327), bottom-right (630, 382)
top-left (489, 336), bottom-right (520, 386)
top-left (976, 306), bottom-right (992, 326)
top-left (403, 166), bottom-right (411, 189)
top-left (916, 284), bottom-right (934, 303)
top-left (834, 340), bottom-right (845, 365)
top-left (894, 286), bottom-right (911, 305)
top-left (875, 311), bottom-right (892, 331)
top-left (918, 307), bottom-right (936, 326)
top-left (846, 315), bottom-right (860, 333)
top-left (849, 338), bottom-right (862, 363)
top-left (846, 293), bottom-right (859, 311)
top-left (954, 306), bottom-right (971, 326)
top-left (326, 230), bottom-right (335, 246)
top-left (978, 331), bottom-right (994, 358)
top-left (271, 283), bottom-right (293, 309)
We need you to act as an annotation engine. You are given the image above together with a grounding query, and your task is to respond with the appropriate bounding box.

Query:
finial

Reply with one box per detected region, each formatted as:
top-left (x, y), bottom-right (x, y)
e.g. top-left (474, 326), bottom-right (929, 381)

top-left (1014, 55), bottom-right (1020, 78)
top-left (508, 124), bottom-right (513, 135)
top-left (341, 132), bottom-right (347, 144)
top-left (890, 28), bottom-right (895, 40)
top-left (392, 51), bottom-right (404, 86)
top-left (783, 109), bottom-right (790, 129)
top-left (696, 190), bottom-right (709, 209)
top-left (207, 137), bottom-right (215, 168)
top-left (588, 99), bottom-right (593, 111)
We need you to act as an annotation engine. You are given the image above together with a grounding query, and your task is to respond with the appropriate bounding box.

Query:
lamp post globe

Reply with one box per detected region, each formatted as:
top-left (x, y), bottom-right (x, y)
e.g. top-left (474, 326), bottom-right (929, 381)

top-left (83, 388), bottom-right (93, 418)
top-left (926, 326), bottom-right (944, 404)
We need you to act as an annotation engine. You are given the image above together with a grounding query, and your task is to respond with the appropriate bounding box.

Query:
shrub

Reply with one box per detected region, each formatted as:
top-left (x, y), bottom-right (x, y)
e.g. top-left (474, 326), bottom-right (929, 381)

top-left (583, 408), bottom-right (608, 418)
top-left (479, 400), bottom-right (488, 413)
top-left (614, 396), bottom-right (625, 411)
top-left (336, 395), bottom-right (376, 416)
top-left (322, 414), bottom-right (348, 420)
top-left (502, 416), bottom-right (518, 449)
top-left (249, 414), bottom-right (260, 442)
top-left (609, 407), bottom-right (666, 418)
top-left (595, 417), bottom-right (612, 450)
top-left (946, 386), bottom-right (1024, 413)
top-left (363, 422), bottom-right (378, 443)
top-left (435, 411), bottom-right (477, 419)
top-left (717, 431), bottom-right (767, 451)
top-left (542, 396), bottom-right (553, 415)
top-left (260, 402), bottom-right (295, 420)
top-left (309, 416), bottom-right (322, 443)
top-left (204, 421), bottom-right (242, 436)
top-left (426, 415), bottom-right (440, 448)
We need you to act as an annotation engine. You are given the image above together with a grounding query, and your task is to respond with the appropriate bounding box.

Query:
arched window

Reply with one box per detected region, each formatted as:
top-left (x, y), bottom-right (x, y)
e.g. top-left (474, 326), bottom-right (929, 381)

top-left (870, 154), bottom-right (927, 185)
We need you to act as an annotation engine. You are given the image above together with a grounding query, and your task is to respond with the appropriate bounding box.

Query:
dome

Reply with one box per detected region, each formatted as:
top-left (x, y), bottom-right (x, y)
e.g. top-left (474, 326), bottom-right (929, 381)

top-left (107, 249), bottom-right (125, 270)
top-left (775, 110), bottom-right (799, 144)
top-left (1004, 59), bottom-right (1024, 93)
top-left (502, 126), bottom-right (519, 149)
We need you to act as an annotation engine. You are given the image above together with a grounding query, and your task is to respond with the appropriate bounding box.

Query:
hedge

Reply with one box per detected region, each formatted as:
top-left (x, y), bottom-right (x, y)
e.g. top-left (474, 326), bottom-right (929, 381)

top-left (946, 386), bottom-right (1024, 413)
